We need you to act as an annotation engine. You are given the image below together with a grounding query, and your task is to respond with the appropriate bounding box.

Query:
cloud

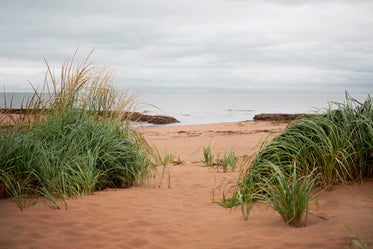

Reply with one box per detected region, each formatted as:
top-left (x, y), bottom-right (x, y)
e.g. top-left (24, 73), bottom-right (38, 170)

top-left (0, 0), bottom-right (372, 93)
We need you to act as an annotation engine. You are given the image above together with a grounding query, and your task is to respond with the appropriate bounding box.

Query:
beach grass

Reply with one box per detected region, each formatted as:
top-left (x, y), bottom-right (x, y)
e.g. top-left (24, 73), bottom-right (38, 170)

top-left (262, 162), bottom-right (318, 227)
top-left (0, 49), bottom-right (152, 210)
top-left (203, 146), bottom-right (238, 173)
top-left (348, 234), bottom-right (368, 249)
top-left (154, 151), bottom-right (174, 188)
top-left (219, 150), bottom-right (238, 173)
top-left (203, 145), bottom-right (214, 167)
top-left (221, 92), bottom-right (373, 226)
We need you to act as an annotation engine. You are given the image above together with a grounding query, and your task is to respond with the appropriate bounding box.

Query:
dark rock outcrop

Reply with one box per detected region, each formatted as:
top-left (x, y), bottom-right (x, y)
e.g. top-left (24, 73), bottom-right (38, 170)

top-left (253, 113), bottom-right (317, 122)
top-left (127, 112), bottom-right (179, 125)
top-left (0, 108), bottom-right (180, 125)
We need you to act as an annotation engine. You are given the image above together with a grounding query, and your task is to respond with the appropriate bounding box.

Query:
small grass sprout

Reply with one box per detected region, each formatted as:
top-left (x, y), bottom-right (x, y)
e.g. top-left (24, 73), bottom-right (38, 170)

top-left (345, 225), bottom-right (368, 249)
top-left (203, 146), bottom-right (237, 172)
top-left (221, 150), bottom-right (238, 173)
top-left (228, 150), bottom-right (237, 172)
top-left (203, 145), bottom-right (214, 167)
top-left (160, 153), bottom-right (174, 187)
top-left (151, 150), bottom-right (174, 188)
top-left (348, 234), bottom-right (368, 249)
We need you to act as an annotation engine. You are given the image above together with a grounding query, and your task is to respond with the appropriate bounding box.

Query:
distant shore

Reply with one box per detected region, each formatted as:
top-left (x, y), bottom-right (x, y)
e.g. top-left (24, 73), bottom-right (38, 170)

top-left (0, 107), bottom-right (318, 126)
top-left (0, 108), bottom-right (180, 125)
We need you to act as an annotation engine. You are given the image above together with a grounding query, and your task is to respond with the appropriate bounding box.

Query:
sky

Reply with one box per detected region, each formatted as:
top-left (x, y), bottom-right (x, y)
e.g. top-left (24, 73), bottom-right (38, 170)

top-left (0, 0), bottom-right (372, 94)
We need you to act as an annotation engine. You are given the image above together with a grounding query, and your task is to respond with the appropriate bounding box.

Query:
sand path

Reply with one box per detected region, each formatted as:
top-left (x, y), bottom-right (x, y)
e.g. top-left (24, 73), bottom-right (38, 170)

top-left (0, 121), bottom-right (372, 248)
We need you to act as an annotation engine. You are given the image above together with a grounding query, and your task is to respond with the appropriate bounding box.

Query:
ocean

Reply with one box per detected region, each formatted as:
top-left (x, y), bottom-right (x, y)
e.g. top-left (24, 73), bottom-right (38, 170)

top-left (137, 92), bottom-right (369, 125)
top-left (1, 92), bottom-right (370, 125)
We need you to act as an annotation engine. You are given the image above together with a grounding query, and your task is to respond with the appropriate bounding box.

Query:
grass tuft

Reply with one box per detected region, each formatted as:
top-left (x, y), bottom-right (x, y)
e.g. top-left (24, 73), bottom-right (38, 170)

top-left (0, 49), bottom-right (152, 210)
top-left (220, 92), bottom-right (373, 226)
top-left (262, 162), bottom-right (318, 227)
top-left (203, 145), bottom-right (214, 167)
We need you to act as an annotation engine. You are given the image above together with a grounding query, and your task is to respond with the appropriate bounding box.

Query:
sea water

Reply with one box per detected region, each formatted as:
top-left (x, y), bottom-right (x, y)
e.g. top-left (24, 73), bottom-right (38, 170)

top-left (1, 92), bottom-right (369, 125)
top-left (137, 92), bottom-right (369, 125)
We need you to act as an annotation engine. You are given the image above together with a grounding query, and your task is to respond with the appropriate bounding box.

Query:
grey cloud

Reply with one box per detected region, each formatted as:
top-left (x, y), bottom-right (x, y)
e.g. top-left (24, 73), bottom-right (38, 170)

top-left (0, 0), bottom-right (372, 93)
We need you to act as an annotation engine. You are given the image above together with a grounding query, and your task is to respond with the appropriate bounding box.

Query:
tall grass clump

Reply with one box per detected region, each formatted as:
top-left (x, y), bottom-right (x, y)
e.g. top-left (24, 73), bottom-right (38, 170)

top-left (262, 162), bottom-right (318, 227)
top-left (251, 92), bottom-right (372, 188)
top-left (0, 49), bottom-right (152, 210)
top-left (222, 92), bottom-right (372, 226)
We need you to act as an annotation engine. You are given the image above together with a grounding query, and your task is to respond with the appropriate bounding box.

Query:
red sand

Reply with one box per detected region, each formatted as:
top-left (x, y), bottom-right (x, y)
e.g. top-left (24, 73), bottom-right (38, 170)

top-left (0, 121), bottom-right (372, 249)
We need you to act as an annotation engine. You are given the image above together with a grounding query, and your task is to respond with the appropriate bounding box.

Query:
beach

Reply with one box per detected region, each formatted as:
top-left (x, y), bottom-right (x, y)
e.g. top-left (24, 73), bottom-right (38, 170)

top-left (0, 120), bottom-right (372, 249)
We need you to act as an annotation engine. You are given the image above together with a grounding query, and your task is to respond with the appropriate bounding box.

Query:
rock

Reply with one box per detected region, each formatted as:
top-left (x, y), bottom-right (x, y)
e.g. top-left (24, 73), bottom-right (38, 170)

top-left (127, 112), bottom-right (180, 125)
top-left (253, 113), bottom-right (317, 122)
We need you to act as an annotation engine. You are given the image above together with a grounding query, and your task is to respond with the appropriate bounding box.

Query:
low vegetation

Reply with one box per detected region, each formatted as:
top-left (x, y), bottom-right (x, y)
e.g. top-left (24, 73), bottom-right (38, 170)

top-left (203, 146), bottom-right (237, 172)
top-left (222, 93), bottom-right (373, 226)
top-left (217, 150), bottom-right (237, 173)
top-left (262, 162), bottom-right (318, 227)
top-left (0, 50), bottom-right (153, 210)
top-left (203, 145), bottom-right (214, 167)
top-left (344, 225), bottom-right (368, 249)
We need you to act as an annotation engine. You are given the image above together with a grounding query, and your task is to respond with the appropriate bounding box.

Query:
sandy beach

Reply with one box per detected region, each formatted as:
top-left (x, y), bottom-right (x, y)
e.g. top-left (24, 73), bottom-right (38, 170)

top-left (0, 120), bottom-right (372, 249)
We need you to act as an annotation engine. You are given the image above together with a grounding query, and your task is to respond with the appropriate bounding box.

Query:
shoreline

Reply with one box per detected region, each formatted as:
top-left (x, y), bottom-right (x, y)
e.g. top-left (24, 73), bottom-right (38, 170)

top-left (0, 108), bottom-right (315, 127)
top-left (0, 108), bottom-right (180, 125)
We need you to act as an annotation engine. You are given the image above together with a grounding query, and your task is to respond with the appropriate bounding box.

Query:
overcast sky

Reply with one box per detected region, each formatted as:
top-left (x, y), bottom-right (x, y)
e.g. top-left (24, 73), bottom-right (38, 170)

top-left (1, 0), bottom-right (372, 94)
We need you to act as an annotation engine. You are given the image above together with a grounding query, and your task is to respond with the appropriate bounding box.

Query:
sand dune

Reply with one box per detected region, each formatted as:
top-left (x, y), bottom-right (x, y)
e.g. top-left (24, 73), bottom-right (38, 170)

top-left (0, 121), bottom-right (372, 249)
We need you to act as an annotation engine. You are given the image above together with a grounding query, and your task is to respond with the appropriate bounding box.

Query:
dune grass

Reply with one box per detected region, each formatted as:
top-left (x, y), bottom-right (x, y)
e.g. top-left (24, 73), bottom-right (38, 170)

top-left (202, 146), bottom-right (238, 172)
top-left (262, 162), bottom-right (318, 227)
top-left (0, 50), bottom-right (152, 210)
top-left (221, 92), bottom-right (373, 226)
top-left (203, 145), bottom-right (214, 167)
top-left (222, 150), bottom-right (237, 173)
